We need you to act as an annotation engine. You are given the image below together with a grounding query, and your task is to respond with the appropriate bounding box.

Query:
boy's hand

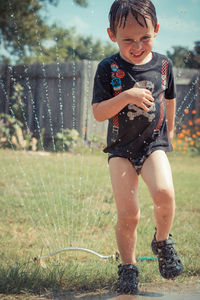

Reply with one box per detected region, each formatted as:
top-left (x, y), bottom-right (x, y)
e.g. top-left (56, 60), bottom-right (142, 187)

top-left (125, 87), bottom-right (154, 112)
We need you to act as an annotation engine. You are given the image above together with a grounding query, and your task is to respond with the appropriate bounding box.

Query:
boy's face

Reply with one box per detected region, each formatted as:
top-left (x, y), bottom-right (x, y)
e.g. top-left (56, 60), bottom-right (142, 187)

top-left (107, 13), bottom-right (158, 65)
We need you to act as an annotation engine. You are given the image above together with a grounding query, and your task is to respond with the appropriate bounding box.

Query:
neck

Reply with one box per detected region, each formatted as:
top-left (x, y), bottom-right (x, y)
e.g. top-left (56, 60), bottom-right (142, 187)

top-left (136, 52), bottom-right (153, 65)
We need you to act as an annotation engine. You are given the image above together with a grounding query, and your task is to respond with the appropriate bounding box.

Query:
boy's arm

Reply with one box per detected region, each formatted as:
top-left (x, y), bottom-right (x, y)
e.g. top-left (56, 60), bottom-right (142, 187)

top-left (93, 88), bottom-right (154, 122)
top-left (93, 93), bottom-right (128, 122)
top-left (166, 98), bottom-right (176, 141)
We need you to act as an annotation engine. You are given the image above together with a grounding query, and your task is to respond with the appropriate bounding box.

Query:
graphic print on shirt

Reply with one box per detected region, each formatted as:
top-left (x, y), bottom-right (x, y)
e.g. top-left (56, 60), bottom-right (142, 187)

top-left (110, 59), bottom-right (168, 143)
top-left (110, 62), bottom-right (125, 142)
top-left (127, 80), bottom-right (156, 122)
top-left (155, 59), bottom-right (169, 131)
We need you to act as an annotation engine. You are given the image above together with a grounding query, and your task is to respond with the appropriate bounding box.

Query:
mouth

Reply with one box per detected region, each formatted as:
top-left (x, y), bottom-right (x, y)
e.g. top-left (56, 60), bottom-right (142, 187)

top-left (130, 51), bottom-right (145, 58)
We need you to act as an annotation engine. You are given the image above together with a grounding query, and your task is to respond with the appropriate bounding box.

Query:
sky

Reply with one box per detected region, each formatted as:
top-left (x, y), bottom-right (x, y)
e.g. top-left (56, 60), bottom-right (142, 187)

top-left (43, 0), bottom-right (200, 56)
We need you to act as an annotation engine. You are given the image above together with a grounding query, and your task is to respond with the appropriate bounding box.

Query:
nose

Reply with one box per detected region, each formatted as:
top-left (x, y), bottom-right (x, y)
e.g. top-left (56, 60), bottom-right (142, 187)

top-left (131, 40), bottom-right (142, 50)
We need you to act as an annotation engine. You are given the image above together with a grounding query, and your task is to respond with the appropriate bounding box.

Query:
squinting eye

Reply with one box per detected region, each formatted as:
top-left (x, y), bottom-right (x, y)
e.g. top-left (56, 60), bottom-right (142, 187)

top-left (142, 37), bottom-right (151, 41)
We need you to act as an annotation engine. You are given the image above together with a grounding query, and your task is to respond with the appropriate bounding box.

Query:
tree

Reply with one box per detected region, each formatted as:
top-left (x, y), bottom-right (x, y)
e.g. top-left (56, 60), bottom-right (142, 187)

top-left (0, 0), bottom-right (51, 61)
top-left (0, 0), bottom-right (88, 63)
top-left (167, 43), bottom-right (200, 69)
top-left (74, 0), bottom-right (88, 7)
top-left (22, 24), bottom-right (117, 64)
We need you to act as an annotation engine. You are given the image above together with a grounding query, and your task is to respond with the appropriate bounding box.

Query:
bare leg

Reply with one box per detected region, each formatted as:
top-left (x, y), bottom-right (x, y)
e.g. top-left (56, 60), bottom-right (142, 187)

top-left (141, 150), bottom-right (175, 241)
top-left (109, 157), bottom-right (140, 265)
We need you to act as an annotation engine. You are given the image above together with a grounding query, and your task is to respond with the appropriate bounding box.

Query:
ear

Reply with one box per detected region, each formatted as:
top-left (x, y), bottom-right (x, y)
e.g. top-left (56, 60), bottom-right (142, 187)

top-left (107, 28), bottom-right (117, 42)
top-left (154, 24), bottom-right (159, 36)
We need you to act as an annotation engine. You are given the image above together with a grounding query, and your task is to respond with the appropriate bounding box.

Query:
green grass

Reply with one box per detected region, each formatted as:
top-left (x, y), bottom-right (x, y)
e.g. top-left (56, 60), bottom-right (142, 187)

top-left (0, 149), bottom-right (200, 298)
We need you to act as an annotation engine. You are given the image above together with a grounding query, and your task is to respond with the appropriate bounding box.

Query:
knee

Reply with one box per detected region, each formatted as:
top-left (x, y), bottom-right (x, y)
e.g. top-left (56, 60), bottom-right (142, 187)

top-left (117, 210), bottom-right (140, 230)
top-left (153, 186), bottom-right (174, 207)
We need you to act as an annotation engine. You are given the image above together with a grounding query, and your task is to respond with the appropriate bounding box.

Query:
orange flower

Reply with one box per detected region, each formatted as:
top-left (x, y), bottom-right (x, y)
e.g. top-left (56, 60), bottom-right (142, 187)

top-left (185, 137), bottom-right (189, 142)
top-left (186, 129), bottom-right (191, 135)
top-left (172, 144), bottom-right (176, 149)
top-left (192, 134), bottom-right (196, 138)
top-left (178, 132), bottom-right (184, 138)
top-left (188, 120), bottom-right (193, 126)
top-left (177, 140), bottom-right (182, 144)
top-left (190, 141), bottom-right (195, 146)
top-left (197, 131), bottom-right (200, 136)
top-left (196, 118), bottom-right (200, 124)
top-left (192, 110), bottom-right (196, 114)
top-left (184, 109), bottom-right (189, 114)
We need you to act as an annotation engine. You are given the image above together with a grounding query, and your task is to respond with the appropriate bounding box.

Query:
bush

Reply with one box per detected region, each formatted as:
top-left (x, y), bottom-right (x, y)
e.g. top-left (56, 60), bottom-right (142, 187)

top-left (87, 134), bottom-right (106, 150)
top-left (0, 113), bottom-right (38, 151)
top-left (55, 128), bottom-right (80, 151)
top-left (173, 108), bottom-right (200, 154)
top-left (0, 83), bottom-right (44, 151)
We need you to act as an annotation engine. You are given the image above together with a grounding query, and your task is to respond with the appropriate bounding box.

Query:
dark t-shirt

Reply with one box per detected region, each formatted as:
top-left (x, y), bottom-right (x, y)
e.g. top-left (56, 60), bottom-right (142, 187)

top-left (92, 52), bottom-right (176, 158)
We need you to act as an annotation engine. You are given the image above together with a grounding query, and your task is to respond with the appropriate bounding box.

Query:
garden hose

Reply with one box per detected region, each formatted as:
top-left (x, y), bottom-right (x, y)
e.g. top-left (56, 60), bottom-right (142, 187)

top-left (33, 247), bottom-right (157, 262)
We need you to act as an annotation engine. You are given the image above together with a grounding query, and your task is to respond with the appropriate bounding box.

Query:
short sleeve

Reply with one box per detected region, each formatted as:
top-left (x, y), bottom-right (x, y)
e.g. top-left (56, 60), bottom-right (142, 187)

top-left (165, 59), bottom-right (176, 100)
top-left (92, 62), bottom-right (112, 104)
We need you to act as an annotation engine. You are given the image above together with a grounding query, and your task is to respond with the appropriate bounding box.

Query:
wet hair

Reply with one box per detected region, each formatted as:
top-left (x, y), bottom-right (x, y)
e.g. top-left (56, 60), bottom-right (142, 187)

top-left (109, 0), bottom-right (158, 35)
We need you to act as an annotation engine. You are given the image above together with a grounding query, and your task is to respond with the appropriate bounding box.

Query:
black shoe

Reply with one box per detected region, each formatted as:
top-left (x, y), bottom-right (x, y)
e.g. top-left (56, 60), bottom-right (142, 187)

top-left (151, 230), bottom-right (183, 279)
top-left (116, 264), bottom-right (139, 294)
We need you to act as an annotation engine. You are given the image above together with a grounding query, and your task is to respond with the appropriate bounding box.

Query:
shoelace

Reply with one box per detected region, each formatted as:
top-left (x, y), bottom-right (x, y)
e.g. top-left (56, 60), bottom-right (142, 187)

top-left (158, 244), bottom-right (180, 266)
top-left (118, 266), bottom-right (138, 281)
top-left (121, 269), bottom-right (137, 281)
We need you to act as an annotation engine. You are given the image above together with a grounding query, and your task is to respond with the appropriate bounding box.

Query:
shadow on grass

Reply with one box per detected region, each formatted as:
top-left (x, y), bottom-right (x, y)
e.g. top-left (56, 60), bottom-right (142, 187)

top-left (1, 260), bottom-right (199, 299)
top-left (0, 260), bottom-right (117, 298)
top-left (0, 260), bottom-right (165, 299)
top-left (0, 261), bottom-right (65, 296)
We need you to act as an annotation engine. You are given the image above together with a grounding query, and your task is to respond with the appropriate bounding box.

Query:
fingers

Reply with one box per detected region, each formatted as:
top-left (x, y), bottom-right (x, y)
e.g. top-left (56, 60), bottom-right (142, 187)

top-left (141, 90), bottom-right (154, 111)
top-left (140, 102), bottom-right (151, 112)
top-left (126, 87), bottom-right (155, 111)
top-left (145, 89), bottom-right (153, 95)
top-left (144, 89), bottom-right (154, 102)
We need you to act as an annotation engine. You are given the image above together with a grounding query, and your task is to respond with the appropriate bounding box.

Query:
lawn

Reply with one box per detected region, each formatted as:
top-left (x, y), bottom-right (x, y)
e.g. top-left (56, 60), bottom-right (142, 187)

top-left (0, 149), bottom-right (199, 298)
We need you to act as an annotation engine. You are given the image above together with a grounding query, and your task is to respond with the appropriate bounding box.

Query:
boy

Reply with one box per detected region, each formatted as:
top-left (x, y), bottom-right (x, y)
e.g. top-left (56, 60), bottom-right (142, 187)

top-left (92, 0), bottom-right (183, 294)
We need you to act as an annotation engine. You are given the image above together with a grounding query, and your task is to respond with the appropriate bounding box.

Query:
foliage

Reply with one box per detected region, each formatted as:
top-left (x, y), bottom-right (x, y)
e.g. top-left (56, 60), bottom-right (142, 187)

top-left (55, 128), bottom-right (80, 151)
top-left (87, 134), bottom-right (106, 150)
top-left (0, 0), bottom-right (50, 62)
top-left (0, 83), bottom-right (44, 151)
top-left (22, 24), bottom-right (117, 64)
top-left (173, 108), bottom-right (200, 154)
top-left (0, 113), bottom-right (39, 151)
top-left (74, 0), bottom-right (88, 7)
top-left (10, 83), bottom-right (26, 125)
top-left (167, 44), bottom-right (200, 69)
top-left (0, 0), bottom-right (89, 63)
